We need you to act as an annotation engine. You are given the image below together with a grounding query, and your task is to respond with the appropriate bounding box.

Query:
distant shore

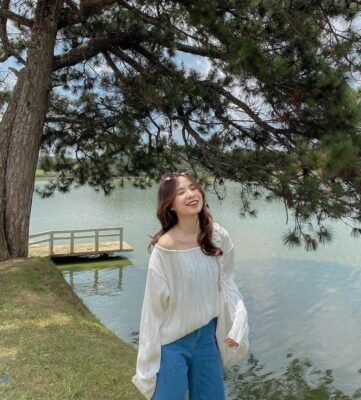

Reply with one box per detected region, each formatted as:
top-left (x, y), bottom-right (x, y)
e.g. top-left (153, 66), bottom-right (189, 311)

top-left (35, 169), bottom-right (58, 179)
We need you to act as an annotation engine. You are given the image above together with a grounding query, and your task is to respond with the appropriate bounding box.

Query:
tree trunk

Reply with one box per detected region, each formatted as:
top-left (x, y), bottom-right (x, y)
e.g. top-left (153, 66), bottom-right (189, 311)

top-left (0, 0), bottom-right (63, 261)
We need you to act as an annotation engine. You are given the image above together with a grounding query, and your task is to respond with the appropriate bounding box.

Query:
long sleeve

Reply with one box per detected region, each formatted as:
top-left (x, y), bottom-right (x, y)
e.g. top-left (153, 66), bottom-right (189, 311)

top-left (221, 230), bottom-right (249, 350)
top-left (214, 228), bottom-right (249, 367)
top-left (132, 264), bottom-right (169, 399)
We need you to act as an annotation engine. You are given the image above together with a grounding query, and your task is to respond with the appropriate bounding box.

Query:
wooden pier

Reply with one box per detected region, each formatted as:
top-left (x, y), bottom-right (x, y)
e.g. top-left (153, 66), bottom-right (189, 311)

top-left (29, 227), bottom-right (133, 258)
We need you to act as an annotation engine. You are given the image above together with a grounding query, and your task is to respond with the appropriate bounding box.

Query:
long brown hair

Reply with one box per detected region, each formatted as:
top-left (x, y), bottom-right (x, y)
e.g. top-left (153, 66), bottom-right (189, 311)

top-left (149, 172), bottom-right (223, 256)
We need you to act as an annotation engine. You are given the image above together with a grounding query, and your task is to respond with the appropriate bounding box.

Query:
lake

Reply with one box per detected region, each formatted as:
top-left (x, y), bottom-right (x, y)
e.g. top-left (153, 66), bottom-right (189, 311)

top-left (31, 179), bottom-right (361, 399)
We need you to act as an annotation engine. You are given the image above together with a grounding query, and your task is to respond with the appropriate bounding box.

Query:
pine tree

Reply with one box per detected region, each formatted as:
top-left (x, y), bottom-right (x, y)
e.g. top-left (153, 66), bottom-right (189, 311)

top-left (1, 1), bottom-right (361, 260)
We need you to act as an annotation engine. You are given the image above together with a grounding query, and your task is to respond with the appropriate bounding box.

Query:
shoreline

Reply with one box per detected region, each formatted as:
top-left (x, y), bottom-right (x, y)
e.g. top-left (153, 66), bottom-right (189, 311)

top-left (0, 257), bottom-right (142, 399)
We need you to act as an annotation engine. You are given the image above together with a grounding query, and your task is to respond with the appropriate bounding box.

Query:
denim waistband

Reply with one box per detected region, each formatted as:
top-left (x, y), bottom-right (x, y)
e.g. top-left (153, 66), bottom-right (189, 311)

top-left (164, 318), bottom-right (218, 348)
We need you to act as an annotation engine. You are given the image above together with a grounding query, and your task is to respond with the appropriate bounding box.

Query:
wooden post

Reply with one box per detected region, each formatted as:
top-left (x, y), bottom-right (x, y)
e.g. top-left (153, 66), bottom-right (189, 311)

top-left (49, 232), bottom-right (54, 255)
top-left (119, 227), bottom-right (123, 250)
top-left (95, 229), bottom-right (99, 252)
top-left (70, 231), bottom-right (74, 254)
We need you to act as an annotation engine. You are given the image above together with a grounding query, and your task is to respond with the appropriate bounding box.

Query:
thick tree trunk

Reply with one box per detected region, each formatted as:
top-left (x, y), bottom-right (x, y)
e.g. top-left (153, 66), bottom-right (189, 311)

top-left (0, 1), bottom-right (63, 261)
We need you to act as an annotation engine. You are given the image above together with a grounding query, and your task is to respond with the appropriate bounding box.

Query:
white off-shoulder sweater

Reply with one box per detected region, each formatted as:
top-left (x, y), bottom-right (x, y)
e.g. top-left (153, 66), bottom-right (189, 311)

top-left (132, 223), bottom-right (249, 399)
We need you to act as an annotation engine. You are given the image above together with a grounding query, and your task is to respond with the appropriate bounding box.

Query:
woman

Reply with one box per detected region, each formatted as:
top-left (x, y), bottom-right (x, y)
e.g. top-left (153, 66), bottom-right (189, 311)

top-left (132, 171), bottom-right (249, 400)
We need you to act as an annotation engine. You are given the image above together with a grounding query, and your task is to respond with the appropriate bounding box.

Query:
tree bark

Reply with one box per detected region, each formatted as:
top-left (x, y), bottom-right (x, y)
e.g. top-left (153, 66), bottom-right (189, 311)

top-left (0, 0), bottom-right (63, 261)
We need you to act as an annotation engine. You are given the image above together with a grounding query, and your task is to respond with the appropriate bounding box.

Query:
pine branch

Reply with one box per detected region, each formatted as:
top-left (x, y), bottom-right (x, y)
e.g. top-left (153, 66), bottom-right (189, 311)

top-left (109, 46), bottom-right (146, 74)
top-left (102, 51), bottom-right (122, 74)
top-left (133, 44), bottom-right (175, 76)
top-left (128, 43), bottom-right (283, 136)
top-left (200, 80), bottom-right (282, 135)
top-left (0, 8), bottom-right (33, 28)
top-left (174, 42), bottom-right (224, 60)
top-left (58, 0), bottom-right (121, 29)
top-left (0, 1), bottom-right (28, 64)
top-left (53, 33), bottom-right (134, 70)
top-left (80, 0), bottom-right (118, 15)
top-left (117, 0), bottom-right (219, 54)
top-left (45, 116), bottom-right (83, 124)
top-left (0, 0), bottom-right (10, 62)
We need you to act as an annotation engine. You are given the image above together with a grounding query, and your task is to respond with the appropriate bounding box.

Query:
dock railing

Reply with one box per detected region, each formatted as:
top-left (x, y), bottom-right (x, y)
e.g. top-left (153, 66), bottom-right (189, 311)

top-left (29, 227), bottom-right (124, 256)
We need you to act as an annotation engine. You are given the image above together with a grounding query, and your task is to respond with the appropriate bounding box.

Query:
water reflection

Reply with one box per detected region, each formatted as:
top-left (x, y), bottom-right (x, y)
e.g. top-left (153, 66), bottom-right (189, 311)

top-left (58, 256), bottom-right (132, 295)
top-left (236, 258), bottom-right (361, 393)
top-left (65, 267), bottom-right (125, 292)
top-left (225, 354), bottom-right (361, 400)
top-left (60, 260), bottom-right (144, 344)
top-left (57, 257), bottom-right (361, 396)
top-left (128, 330), bottom-right (140, 345)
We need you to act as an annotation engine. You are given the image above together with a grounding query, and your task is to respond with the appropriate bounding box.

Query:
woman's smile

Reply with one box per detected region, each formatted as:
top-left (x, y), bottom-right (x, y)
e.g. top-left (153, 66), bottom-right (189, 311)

top-left (186, 199), bottom-right (199, 207)
top-left (171, 176), bottom-right (204, 215)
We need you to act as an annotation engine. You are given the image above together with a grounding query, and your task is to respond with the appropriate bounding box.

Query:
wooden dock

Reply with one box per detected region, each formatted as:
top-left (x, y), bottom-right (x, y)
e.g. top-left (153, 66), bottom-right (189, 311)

top-left (29, 227), bottom-right (133, 258)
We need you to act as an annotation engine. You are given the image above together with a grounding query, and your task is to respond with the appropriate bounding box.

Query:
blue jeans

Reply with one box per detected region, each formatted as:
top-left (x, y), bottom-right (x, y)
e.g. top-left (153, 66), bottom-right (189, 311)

top-left (152, 318), bottom-right (226, 400)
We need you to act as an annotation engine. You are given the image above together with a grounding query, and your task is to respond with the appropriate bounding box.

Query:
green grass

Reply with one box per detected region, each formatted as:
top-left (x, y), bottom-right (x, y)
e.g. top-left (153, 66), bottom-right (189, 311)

top-left (0, 258), bottom-right (143, 400)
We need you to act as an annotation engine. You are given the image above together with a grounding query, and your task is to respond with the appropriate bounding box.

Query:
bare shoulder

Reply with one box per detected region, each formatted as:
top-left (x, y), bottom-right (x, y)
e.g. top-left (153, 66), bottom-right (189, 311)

top-left (156, 231), bottom-right (176, 249)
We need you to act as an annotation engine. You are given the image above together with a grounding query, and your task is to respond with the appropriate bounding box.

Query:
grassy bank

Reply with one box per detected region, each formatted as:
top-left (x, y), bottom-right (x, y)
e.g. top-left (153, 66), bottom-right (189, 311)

top-left (0, 258), bottom-right (143, 400)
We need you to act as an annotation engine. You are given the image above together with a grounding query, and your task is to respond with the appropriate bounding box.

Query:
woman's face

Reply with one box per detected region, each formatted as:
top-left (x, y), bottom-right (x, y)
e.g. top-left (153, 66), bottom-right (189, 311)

top-left (171, 176), bottom-right (203, 217)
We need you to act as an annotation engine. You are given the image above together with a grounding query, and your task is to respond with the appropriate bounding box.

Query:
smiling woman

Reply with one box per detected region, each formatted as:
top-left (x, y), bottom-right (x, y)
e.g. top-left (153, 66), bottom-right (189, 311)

top-left (132, 171), bottom-right (249, 400)
top-left (150, 171), bottom-right (220, 253)
top-left (171, 174), bottom-right (203, 214)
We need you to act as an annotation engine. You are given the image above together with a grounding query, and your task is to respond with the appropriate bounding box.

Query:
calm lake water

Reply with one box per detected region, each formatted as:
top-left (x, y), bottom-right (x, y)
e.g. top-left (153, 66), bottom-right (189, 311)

top-left (31, 179), bottom-right (361, 399)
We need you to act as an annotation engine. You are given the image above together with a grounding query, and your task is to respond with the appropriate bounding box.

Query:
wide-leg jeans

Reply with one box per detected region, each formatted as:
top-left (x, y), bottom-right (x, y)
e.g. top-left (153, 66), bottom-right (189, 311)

top-left (152, 317), bottom-right (226, 400)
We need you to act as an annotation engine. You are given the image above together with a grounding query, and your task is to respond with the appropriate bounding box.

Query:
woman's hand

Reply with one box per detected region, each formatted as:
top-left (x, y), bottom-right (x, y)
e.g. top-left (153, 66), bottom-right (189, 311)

top-left (223, 337), bottom-right (239, 348)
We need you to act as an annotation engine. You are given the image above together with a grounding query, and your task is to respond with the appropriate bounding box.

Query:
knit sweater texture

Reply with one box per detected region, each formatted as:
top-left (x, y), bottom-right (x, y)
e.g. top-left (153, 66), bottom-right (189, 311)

top-left (132, 223), bottom-right (248, 399)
